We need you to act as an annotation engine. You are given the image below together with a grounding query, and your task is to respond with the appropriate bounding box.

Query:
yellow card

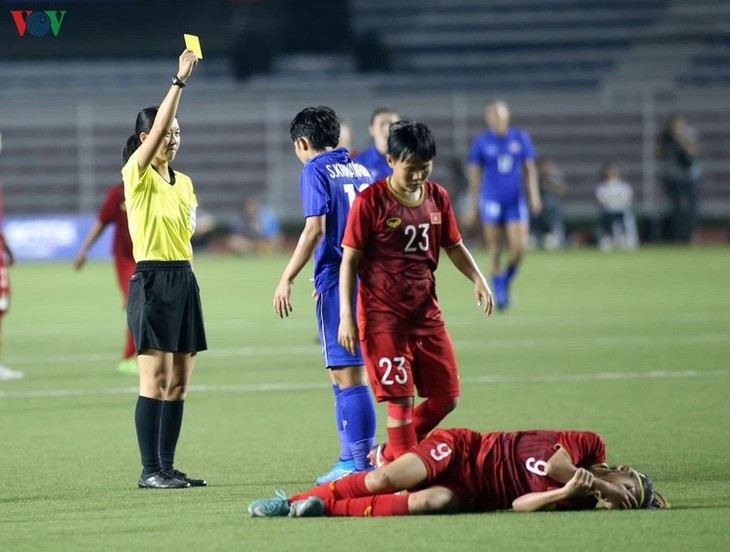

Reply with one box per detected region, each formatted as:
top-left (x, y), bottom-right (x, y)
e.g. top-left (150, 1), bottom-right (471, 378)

top-left (184, 34), bottom-right (203, 59)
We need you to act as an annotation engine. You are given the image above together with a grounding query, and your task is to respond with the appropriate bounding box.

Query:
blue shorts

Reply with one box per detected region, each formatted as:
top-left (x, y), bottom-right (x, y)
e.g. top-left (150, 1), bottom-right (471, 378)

top-left (479, 195), bottom-right (529, 225)
top-left (316, 286), bottom-right (363, 368)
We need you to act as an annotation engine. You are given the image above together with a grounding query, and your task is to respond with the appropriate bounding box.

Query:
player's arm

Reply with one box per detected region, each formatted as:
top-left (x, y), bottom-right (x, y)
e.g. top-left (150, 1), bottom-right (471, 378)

top-left (273, 215), bottom-right (325, 318)
top-left (135, 50), bottom-right (197, 173)
top-left (524, 159), bottom-right (541, 215)
top-left (74, 220), bottom-right (108, 270)
top-left (512, 468), bottom-right (596, 512)
top-left (0, 231), bottom-right (14, 266)
top-left (544, 445), bottom-right (637, 510)
top-left (467, 164), bottom-right (482, 227)
top-left (445, 242), bottom-right (493, 315)
top-left (338, 246), bottom-right (363, 355)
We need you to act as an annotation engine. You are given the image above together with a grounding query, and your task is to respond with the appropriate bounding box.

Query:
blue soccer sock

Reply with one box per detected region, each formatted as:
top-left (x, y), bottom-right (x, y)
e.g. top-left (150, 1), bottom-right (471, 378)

top-left (505, 263), bottom-right (519, 287)
top-left (332, 384), bottom-right (352, 463)
top-left (339, 385), bottom-right (377, 472)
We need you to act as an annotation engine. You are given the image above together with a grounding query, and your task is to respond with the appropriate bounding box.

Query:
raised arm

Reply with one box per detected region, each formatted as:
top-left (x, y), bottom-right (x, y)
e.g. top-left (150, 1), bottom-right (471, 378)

top-left (445, 242), bottom-right (493, 315)
top-left (135, 50), bottom-right (198, 174)
top-left (337, 246), bottom-right (363, 354)
top-left (272, 215), bottom-right (325, 318)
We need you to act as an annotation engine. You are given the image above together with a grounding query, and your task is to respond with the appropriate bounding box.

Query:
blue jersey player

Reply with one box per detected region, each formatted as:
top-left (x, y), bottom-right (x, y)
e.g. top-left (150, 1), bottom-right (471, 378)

top-left (353, 107), bottom-right (400, 181)
top-left (467, 100), bottom-right (541, 310)
top-left (273, 106), bottom-right (377, 484)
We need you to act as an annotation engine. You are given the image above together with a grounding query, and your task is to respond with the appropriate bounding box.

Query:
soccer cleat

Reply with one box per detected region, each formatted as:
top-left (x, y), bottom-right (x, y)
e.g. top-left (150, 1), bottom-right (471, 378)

top-left (249, 489), bottom-right (290, 517)
top-left (163, 468), bottom-right (207, 487)
top-left (138, 470), bottom-right (191, 489)
top-left (0, 365), bottom-right (24, 380)
top-left (289, 496), bottom-right (325, 518)
top-left (367, 443), bottom-right (390, 468)
top-left (315, 460), bottom-right (355, 485)
top-left (116, 358), bottom-right (138, 375)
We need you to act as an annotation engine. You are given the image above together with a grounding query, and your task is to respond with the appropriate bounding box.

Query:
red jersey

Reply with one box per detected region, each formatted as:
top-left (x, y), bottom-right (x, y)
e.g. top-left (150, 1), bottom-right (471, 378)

top-left (342, 179), bottom-right (462, 335)
top-left (98, 183), bottom-right (134, 261)
top-left (415, 429), bottom-right (606, 511)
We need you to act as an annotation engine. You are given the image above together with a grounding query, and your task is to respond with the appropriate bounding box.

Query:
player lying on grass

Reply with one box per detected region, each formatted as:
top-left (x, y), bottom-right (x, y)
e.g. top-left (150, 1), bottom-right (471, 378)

top-left (249, 428), bottom-right (667, 517)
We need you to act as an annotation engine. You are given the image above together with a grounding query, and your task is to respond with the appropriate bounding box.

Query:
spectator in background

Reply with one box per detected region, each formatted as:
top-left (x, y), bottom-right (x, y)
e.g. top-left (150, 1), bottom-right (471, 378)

top-left (0, 131), bottom-right (24, 381)
top-left (531, 157), bottom-right (567, 250)
top-left (353, 107), bottom-right (400, 181)
top-left (658, 113), bottom-right (701, 243)
top-left (596, 162), bottom-right (638, 252)
top-left (467, 100), bottom-right (541, 310)
top-left (228, 197), bottom-right (282, 255)
top-left (74, 182), bottom-right (137, 375)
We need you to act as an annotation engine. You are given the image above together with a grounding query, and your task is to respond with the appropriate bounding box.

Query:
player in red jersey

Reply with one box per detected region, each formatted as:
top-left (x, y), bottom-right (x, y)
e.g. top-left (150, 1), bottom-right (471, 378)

top-left (74, 182), bottom-right (137, 374)
top-left (249, 428), bottom-right (668, 517)
top-left (0, 132), bottom-right (24, 381)
top-left (338, 121), bottom-right (493, 463)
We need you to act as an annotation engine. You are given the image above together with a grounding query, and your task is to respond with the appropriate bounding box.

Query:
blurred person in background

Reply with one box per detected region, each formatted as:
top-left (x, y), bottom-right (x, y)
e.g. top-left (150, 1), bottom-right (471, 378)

top-left (74, 182), bottom-right (137, 375)
top-left (595, 162), bottom-right (638, 252)
top-left (0, 131), bottom-right (23, 381)
top-left (658, 113), bottom-right (701, 243)
top-left (530, 157), bottom-right (567, 250)
top-left (353, 107), bottom-right (400, 181)
top-left (228, 197), bottom-right (282, 255)
top-left (467, 100), bottom-right (541, 310)
top-left (337, 117), bottom-right (355, 157)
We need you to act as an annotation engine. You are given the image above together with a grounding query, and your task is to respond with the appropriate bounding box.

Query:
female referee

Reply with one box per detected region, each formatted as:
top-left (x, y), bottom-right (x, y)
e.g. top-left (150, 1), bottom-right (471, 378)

top-left (121, 49), bottom-right (207, 489)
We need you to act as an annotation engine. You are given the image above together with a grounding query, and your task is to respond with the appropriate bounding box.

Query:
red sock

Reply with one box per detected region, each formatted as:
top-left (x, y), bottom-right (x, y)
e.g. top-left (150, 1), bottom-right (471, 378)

top-left (325, 494), bottom-right (410, 517)
top-left (413, 397), bottom-right (454, 440)
top-left (387, 423), bottom-right (417, 459)
top-left (289, 471), bottom-right (370, 503)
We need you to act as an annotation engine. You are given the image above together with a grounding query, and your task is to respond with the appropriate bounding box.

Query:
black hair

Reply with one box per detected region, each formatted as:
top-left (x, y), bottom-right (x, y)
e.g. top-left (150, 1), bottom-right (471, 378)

top-left (369, 107), bottom-right (398, 125)
top-left (122, 106), bottom-right (159, 165)
top-left (632, 469), bottom-right (669, 510)
top-left (387, 121), bottom-right (437, 163)
top-left (289, 106), bottom-right (340, 150)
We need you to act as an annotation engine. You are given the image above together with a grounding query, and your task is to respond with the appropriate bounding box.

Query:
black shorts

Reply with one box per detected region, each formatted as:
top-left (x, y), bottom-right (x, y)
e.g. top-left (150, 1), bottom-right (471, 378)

top-left (127, 261), bottom-right (207, 354)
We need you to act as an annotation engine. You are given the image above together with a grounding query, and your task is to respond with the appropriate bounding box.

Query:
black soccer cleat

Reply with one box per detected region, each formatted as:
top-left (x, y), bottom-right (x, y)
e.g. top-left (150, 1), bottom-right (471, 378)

top-left (138, 470), bottom-right (191, 489)
top-left (164, 468), bottom-right (207, 487)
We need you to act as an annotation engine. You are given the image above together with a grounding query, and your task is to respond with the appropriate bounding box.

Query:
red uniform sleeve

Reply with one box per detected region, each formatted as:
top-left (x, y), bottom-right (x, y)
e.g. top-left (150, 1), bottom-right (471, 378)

top-left (98, 184), bottom-right (123, 225)
top-left (557, 431), bottom-right (607, 468)
top-left (439, 187), bottom-right (462, 248)
top-left (342, 192), bottom-right (373, 251)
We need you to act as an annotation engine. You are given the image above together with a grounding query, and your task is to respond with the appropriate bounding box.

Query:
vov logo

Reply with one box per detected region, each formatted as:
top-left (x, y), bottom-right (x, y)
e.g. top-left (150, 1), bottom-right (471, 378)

top-left (10, 10), bottom-right (68, 37)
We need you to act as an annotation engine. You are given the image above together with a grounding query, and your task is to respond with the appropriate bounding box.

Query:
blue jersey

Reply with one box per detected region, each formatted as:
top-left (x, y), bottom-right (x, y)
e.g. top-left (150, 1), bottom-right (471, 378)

top-left (469, 128), bottom-right (535, 202)
top-left (353, 145), bottom-right (392, 182)
top-left (299, 147), bottom-right (372, 293)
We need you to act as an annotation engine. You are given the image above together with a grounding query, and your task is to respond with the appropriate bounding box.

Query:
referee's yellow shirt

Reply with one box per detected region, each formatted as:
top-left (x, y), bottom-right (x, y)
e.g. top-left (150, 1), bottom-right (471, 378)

top-left (122, 151), bottom-right (198, 262)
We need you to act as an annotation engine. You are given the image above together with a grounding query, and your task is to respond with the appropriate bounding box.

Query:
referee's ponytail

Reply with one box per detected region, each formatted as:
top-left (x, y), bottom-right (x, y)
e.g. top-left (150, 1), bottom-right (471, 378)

top-left (122, 106), bottom-right (160, 165)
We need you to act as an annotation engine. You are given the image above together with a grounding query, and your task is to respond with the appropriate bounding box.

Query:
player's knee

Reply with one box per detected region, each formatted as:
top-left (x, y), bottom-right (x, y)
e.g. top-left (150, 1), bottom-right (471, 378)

top-left (366, 467), bottom-right (400, 494)
top-left (408, 488), bottom-right (457, 515)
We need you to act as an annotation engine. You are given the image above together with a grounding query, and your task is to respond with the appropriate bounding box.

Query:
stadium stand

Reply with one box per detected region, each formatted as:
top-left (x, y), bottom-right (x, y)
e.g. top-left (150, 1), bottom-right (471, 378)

top-left (0, 0), bottom-right (728, 237)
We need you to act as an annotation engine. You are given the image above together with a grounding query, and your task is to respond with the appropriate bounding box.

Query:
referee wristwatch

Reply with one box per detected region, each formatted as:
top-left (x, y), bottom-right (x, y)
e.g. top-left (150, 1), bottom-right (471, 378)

top-left (171, 76), bottom-right (187, 88)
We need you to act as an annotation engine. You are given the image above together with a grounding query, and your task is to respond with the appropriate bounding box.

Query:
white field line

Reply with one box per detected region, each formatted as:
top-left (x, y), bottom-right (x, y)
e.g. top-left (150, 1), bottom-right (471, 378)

top-left (6, 312), bottom-right (730, 337)
top-left (0, 369), bottom-right (726, 400)
top-left (5, 332), bottom-right (728, 366)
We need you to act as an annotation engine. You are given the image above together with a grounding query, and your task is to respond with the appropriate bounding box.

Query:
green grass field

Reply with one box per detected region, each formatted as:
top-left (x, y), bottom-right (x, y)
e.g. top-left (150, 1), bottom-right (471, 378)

top-left (1, 247), bottom-right (728, 551)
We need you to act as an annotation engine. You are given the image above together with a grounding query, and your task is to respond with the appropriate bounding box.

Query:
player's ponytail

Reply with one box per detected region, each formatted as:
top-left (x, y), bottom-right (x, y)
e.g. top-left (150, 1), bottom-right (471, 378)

top-left (121, 106), bottom-right (160, 165)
